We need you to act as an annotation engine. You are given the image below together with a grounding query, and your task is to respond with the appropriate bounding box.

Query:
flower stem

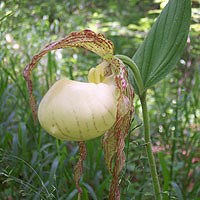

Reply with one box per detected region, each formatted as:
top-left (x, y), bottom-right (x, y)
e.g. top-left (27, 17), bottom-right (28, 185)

top-left (139, 92), bottom-right (162, 200)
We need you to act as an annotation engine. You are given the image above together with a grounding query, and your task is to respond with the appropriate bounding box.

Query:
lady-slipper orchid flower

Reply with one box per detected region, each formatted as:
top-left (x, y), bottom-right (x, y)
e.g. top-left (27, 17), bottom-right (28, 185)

top-left (38, 60), bottom-right (118, 141)
top-left (23, 30), bottom-right (134, 200)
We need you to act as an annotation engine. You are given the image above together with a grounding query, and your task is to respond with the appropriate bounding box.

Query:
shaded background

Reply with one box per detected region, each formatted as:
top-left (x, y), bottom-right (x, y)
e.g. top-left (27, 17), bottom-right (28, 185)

top-left (0, 0), bottom-right (200, 199)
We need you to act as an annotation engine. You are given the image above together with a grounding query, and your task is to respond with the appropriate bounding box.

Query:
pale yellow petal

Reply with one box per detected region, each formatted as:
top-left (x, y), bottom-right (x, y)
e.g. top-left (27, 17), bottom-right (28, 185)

top-left (38, 78), bottom-right (117, 141)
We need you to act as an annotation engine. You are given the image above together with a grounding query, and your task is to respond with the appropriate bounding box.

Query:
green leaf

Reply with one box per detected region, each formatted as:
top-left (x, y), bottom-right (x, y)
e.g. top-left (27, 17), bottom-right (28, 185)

top-left (171, 181), bottom-right (184, 200)
top-left (158, 152), bottom-right (170, 200)
top-left (48, 157), bottom-right (59, 185)
top-left (132, 0), bottom-right (191, 89)
top-left (82, 182), bottom-right (98, 200)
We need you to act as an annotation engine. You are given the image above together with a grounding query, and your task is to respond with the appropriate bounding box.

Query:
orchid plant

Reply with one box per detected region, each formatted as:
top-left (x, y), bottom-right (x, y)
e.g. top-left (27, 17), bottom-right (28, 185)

top-left (23, 0), bottom-right (191, 199)
top-left (23, 30), bottom-right (134, 199)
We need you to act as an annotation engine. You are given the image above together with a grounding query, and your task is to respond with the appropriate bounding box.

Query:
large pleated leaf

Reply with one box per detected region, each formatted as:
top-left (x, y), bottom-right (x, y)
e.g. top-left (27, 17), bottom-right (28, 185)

top-left (132, 0), bottom-right (191, 90)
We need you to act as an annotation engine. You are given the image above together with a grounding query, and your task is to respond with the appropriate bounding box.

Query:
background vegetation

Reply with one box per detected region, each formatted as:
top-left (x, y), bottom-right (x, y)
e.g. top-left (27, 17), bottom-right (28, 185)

top-left (0, 0), bottom-right (199, 199)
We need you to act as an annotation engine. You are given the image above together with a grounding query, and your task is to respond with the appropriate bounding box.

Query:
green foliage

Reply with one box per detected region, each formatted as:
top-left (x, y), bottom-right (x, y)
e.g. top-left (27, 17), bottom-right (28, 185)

top-left (0, 0), bottom-right (199, 199)
top-left (133, 0), bottom-right (191, 90)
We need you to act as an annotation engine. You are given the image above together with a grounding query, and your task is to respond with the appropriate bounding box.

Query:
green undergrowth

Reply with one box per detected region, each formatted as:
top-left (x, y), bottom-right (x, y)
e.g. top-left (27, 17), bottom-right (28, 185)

top-left (0, 0), bottom-right (199, 199)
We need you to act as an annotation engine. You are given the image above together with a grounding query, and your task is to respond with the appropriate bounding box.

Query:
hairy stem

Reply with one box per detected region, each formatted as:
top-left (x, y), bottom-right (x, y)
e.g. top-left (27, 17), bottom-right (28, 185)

top-left (140, 92), bottom-right (162, 200)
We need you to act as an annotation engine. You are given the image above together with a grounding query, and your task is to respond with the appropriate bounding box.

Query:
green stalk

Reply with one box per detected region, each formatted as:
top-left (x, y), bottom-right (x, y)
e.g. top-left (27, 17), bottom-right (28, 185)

top-left (140, 92), bottom-right (162, 200)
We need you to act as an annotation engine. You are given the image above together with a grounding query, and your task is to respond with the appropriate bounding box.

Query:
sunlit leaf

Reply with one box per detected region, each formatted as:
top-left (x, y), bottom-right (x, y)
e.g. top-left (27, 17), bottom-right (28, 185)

top-left (132, 0), bottom-right (191, 89)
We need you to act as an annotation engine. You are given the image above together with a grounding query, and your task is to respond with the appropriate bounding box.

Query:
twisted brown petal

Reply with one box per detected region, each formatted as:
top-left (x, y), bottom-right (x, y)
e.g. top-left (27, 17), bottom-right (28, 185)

top-left (74, 141), bottom-right (87, 195)
top-left (103, 58), bottom-right (134, 200)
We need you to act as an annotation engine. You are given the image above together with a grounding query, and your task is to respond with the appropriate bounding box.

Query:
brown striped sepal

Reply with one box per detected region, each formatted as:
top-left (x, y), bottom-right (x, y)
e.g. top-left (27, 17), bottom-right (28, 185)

top-left (23, 30), bottom-right (114, 124)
